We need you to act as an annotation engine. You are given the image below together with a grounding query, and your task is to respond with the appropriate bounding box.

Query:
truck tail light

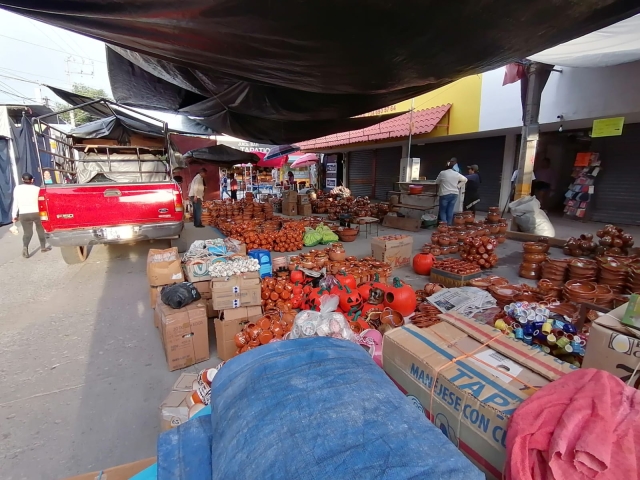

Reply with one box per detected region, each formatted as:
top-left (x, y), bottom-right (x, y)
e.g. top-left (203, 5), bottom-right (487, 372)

top-left (38, 192), bottom-right (48, 221)
top-left (173, 188), bottom-right (183, 212)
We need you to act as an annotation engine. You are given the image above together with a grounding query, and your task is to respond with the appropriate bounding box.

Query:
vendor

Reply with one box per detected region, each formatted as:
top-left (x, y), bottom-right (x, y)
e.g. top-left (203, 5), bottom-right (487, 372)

top-left (463, 164), bottom-right (481, 215)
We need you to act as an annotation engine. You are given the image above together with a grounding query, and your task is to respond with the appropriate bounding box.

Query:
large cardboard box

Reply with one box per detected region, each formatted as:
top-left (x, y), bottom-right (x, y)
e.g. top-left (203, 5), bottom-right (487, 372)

top-left (383, 313), bottom-right (576, 479)
top-left (210, 271), bottom-right (261, 310)
top-left (214, 306), bottom-right (263, 360)
top-left (297, 203), bottom-right (312, 216)
top-left (64, 458), bottom-right (156, 480)
top-left (192, 280), bottom-right (215, 317)
top-left (158, 300), bottom-right (209, 371)
top-left (282, 201), bottom-right (297, 216)
top-left (147, 247), bottom-right (184, 286)
top-left (283, 190), bottom-right (298, 202)
top-left (159, 372), bottom-right (198, 431)
top-left (297, 194), bottom-right (310, 205)
top-left (583, 302), bottom-right (640, 387)
top-left (371, 235), bottom-right (414, 268)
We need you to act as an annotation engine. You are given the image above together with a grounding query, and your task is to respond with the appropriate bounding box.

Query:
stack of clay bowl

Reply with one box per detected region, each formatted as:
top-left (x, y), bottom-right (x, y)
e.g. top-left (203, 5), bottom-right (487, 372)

top-left (519, 242), bottom-right (550, 280)
top-left (469, 276), bottom-right (509, 290)
top-left (540, 258), bottom-right (570, 287)
top-left (567, 258), bottom-right (598, 282)
top-left (627, 262), bottom-right (640, 294)
top-left (597, 257), bottom-right (629, 294)
top-left (537, 279), bottom-right (563, 301)
top-left (488, 285), bottom-right (522, 308)
top-left (563, 279), bottom-right (598, 304)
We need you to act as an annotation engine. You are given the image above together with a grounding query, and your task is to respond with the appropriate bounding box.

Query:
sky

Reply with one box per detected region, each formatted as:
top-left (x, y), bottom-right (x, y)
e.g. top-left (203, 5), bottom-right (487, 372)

top-left (0, 10), bottom-right (112, 106)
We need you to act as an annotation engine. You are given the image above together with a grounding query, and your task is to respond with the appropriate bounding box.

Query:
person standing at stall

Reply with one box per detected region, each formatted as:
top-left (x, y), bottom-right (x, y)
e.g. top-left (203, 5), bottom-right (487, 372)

top-left (287, 170), bottom-right (295, 191)
top-left (188, 168), bottom-right (207, 228)
top-left (435, 162), bottom-right (467, 225)
top-left (220, 173), bottom-right (229, 199)
top-left (230, 173), bottom-right (238, 201)
top-left (463, 164), bottom-right (481, 216)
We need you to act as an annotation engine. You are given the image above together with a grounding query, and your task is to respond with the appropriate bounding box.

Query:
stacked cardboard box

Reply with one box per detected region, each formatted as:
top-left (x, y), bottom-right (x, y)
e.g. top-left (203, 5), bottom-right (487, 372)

top-left (159, 372), bottom-right (198, 431)
top-left (147, 247), bottom-right (184, 308)
top-left (371, 235), bottom-right (413, 268)
top-left (383, 313), bottom-right (575, 479)
top-left (157, 299), bottom-right (209, 371)
top-left (282, 190), bottom-right (298, 216)
top-left (214, 306), bottom-right (263, 360)
top-left (210, 271), bottom-right (261, 310)
top-left (297, 203), bottom-right (312, 216)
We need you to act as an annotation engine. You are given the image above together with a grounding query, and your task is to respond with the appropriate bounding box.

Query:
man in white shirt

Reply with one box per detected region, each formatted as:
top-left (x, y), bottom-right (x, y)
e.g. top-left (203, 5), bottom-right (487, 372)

top-left (188, 168), bottom-right (207, 228)
top-left (435, 164), bottom-right (467, 225)
top-left (12, 172), bottom-right (51, 258)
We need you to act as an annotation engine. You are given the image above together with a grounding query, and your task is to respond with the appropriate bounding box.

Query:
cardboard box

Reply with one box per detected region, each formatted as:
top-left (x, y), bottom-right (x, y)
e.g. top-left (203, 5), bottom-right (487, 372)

top-left (192, 280), bottom-right (211, 299)
top-left (371, 235), bottom-right (414, 268)
top-left (283, 190), bottom-right (298, 202)
top-left (183, 259), bottom-right (213, 282)
top-left (64, 458), bottom-right (156, 480)
top-left (159, 372), bottom-right (198, 431)
top-left (583, 302), bottom-right (640, 387)
top-left (147, 247), bottom-right (184, 286)
top-left (158, 300), bottom-right (209, 371)
top-left (214, 306), bottom-right (263, 360)
top-left (297, 194), bottom-right (310, 205)
top-left (383, 314), bottom-right (576, 479)
top-left (297, 203), bottom-right (312, 216)
top-left (210, 271), bottom-right (261, 310)
top-left (282, 201), bottom-right (298, 216)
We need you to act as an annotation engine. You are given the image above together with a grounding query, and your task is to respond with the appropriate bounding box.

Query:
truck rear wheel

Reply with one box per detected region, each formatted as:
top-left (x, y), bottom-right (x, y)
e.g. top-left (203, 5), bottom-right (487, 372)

top-left (60, 246), bottom-right (88, 265)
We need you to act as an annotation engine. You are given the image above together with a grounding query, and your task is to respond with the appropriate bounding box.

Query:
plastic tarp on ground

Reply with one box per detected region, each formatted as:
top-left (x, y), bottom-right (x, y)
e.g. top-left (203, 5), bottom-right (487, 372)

top-left (156, 337), bottom-right (483, 479)
top-left (4, 1), bottom-right (640, 143)
top-left (530, 14), bottom-right (640, 67)
top-left (75, 153), bottom-right (168, 184)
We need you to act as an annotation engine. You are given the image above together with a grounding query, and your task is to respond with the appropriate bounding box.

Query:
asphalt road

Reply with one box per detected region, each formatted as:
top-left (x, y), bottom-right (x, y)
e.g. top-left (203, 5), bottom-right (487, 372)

top-left (0, 224), bottom-right (204, 480)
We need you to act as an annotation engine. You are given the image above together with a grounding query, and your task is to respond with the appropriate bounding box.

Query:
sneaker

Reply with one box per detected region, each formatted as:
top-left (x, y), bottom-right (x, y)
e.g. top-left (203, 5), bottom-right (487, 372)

top-left (41, 246), bottom-right (52, 253)
top-left (22, 247), bottom-right (29, 258)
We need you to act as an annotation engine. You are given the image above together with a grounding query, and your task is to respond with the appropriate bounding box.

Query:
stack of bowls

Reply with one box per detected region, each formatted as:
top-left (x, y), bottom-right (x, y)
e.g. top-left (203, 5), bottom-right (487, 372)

top-left (567, 259), bottom-right (598, 281)
top-left (627, 263), bottom-right (640, 294)
top-left (594, 284), bottom-right (614, 309)
top-left (597, 258), bottom-right (629, 294)
top-left (540, 258), bottom-right (570, 287)
top-left (519, 242), bottom-right (550, 280)
top-left (563, 279), bottom-right (597, 303)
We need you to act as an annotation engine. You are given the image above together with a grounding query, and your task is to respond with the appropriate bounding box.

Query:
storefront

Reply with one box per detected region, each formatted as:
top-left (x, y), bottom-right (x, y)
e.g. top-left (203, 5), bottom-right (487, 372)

top-left (346, 147), bottom-right (402, 200)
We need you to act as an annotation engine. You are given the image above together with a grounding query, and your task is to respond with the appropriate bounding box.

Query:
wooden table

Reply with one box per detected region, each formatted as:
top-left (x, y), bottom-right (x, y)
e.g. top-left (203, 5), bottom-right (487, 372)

top-left (354, 217), bottom-right (380, 238)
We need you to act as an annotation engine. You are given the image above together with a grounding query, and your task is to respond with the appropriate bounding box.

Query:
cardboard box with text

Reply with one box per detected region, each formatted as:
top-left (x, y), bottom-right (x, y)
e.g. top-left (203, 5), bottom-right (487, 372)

top-left (147, 247), bottom-right (184, 286)
top-left (210, 271), bottom-right (261, 310)
top-left (282, 201), bottom-right (297, 216)
top-left (371, 235), bottom-right (413, 268)
top-left (283, 190), bottom-right (298, 202)
top-left (158, 300), bottom-right (209, 371)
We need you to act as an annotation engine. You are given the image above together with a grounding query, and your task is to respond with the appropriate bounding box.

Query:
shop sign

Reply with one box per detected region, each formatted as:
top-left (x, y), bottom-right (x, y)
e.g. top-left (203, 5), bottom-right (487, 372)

top-left (326, 163), bottom-right (337, 174)
top-left (592, 117), bottom-right (624, 138)
top-left (325, 178), bottom-right (337, 188)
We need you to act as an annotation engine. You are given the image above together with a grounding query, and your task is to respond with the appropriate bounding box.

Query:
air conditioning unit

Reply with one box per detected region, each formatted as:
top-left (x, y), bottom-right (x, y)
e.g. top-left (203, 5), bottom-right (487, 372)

top-left (399, 158), bottom-right (421, 182)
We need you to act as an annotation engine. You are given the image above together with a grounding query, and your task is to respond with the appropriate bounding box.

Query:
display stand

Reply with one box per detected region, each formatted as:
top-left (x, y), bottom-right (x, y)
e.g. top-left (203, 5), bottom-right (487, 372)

top-left (563, 152), bottom-right (601, 222)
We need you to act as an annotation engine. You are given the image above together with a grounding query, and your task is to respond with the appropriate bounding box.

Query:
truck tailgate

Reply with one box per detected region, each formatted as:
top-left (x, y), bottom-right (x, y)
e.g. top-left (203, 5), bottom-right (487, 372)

top-left (41, 183), bottom-right (182, 230)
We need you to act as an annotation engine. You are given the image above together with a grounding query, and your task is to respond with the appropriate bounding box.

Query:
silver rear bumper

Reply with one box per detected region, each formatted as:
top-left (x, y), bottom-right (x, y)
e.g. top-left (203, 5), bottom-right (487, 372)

top-left (46, 221), bottom-right (184, 247)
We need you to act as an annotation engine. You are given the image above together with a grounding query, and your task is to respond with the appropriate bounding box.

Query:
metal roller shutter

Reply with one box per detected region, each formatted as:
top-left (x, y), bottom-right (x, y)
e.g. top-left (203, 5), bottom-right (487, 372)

top-left (591, 123), bottom-right (640, 226)
top-left (374, 146), bottom-right (402, 200)
top-left (348, 150), bottom-right (374, 197)
top-left (412, 136), bottom-right (506, 211)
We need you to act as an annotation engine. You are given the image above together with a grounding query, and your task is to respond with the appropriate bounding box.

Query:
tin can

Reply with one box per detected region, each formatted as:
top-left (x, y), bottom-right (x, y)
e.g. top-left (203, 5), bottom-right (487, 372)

top-left (514, 327), bottom-right (524, 340)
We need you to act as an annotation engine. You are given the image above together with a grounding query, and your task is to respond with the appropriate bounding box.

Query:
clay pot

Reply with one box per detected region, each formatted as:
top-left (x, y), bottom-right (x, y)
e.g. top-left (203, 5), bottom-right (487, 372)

top-left (328, 243), bottom-right (346, 261)
top-left (523, 242), bottom-right (549, 253)
top-left (453, 213), bottom-right (465, 225)
top-left (523, 252), bottom-right (547, 263)
top-left (234, 332), bottom-right (249, 348)
top-left (380, 308), bottom-right (404, 328)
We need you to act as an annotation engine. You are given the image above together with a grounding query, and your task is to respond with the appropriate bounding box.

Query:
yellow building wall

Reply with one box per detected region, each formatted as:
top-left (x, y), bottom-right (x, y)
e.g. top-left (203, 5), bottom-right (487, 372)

top-left (392, 75), bottom-right (482, 138)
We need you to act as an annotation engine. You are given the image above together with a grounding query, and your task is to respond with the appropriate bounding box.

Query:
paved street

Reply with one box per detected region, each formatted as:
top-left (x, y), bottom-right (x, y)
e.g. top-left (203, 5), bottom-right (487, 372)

top-left (0, 224), bottom-right (183, 480)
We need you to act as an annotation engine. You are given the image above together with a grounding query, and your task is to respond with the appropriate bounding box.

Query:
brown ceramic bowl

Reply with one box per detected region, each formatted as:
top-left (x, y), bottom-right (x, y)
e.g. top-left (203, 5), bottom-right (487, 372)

top-left (469, 278), bottom-right (492, 289)
top-left (523, 253), bottom-right (547, 263)
top-left (523, 242), bottom-right (549, 254)
top-left (519, 269), bottom-right (541, 280)
top-left (520, 262), bottom-right (542, 271)
top-left (565, 280), bottom-right (597, 294)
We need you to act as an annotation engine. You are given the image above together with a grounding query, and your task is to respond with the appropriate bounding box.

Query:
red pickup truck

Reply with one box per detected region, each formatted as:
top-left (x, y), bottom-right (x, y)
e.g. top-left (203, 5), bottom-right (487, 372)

top-left (35, 107), bottom-right (184, 264)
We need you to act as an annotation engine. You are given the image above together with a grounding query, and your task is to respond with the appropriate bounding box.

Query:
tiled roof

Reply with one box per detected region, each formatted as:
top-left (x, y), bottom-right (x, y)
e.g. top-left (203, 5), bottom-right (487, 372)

top-left (299, 104), bottom-right (451, 151)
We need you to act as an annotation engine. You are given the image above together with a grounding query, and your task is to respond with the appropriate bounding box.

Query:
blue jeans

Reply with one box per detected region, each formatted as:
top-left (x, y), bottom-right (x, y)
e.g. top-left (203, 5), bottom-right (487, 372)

top-left (439, 194), bottom-right (458, 225)
top-left (191, 197), bottom-right (203, 226)
top-left (221, 186), bottom-right (229, 199)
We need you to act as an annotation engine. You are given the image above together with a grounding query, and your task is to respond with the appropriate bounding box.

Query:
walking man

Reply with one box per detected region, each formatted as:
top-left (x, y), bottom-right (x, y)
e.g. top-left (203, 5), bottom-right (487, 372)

top-left (230, 174), bottom-right (238, 201)
top-left (189, 168), bottom-right (207, 228)
top-left (220, 173), bottom-right (229, 199)
top-left (12, 172), bottom-right (51, 258)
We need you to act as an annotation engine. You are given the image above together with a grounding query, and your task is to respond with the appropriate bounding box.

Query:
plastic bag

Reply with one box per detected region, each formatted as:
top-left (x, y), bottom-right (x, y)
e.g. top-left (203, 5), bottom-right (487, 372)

top-left (509, 196), bottom-right (556, 237)
top-left (314, 224), bottom-right (339, 244)
top-left (161, 282), bottom-right (202, 309)
top-left (303, 227), bottom-right (322, 247)
top-left (289, 295), bottom-right (356, 342)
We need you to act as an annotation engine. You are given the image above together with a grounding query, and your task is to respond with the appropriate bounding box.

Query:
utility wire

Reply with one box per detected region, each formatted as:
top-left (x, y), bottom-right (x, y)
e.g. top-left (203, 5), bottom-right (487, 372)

top-left (0, 66), bottom-right (69, 84)
top-left (0, 33), bottom-right (106, 64)
top-left (0, 88), bottom-right (36, 102)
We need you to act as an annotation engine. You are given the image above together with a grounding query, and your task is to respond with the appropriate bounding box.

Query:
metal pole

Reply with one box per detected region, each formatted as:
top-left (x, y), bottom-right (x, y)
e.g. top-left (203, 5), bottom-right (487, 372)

top-left (407, 98), bottom-right (415, 159)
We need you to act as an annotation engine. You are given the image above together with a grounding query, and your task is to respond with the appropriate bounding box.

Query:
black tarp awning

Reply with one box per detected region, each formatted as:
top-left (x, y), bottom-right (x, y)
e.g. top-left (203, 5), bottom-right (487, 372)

top-left (183, 145), bottom-right (261, 166)
top-left (5, 1), bottom-right (640, 142)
